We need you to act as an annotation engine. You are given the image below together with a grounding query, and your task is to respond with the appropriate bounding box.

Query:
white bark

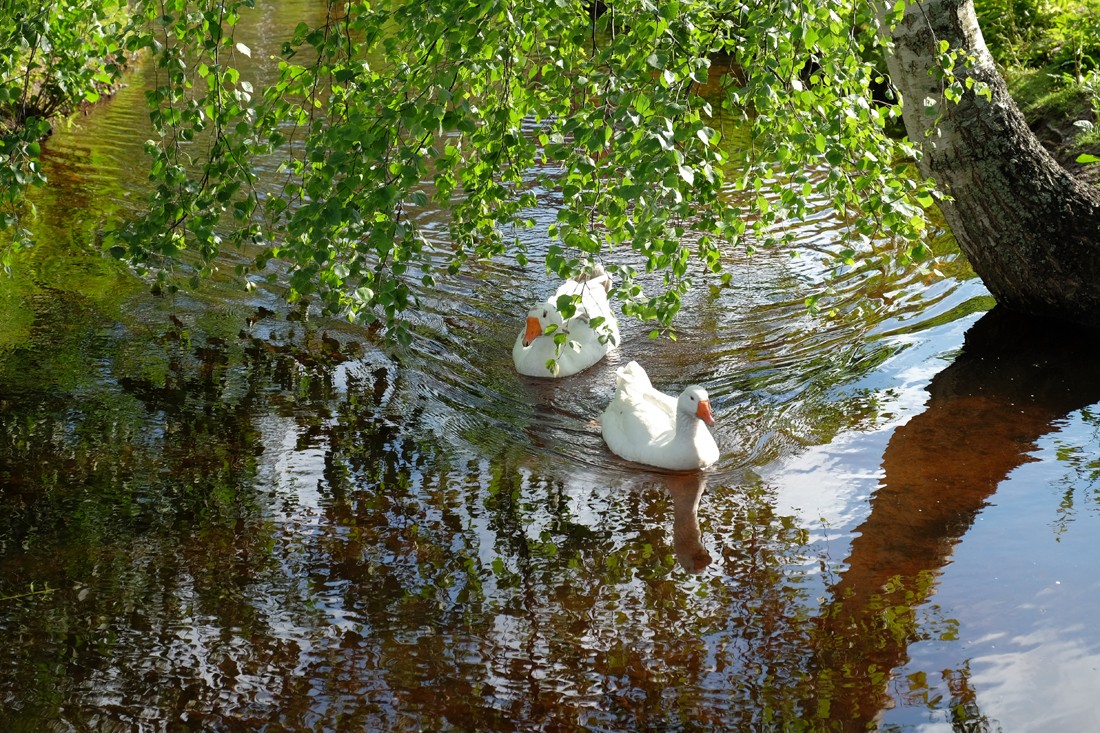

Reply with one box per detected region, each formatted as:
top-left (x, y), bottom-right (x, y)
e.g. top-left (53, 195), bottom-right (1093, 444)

top-left (885, 0), bottom-right (1100, 327)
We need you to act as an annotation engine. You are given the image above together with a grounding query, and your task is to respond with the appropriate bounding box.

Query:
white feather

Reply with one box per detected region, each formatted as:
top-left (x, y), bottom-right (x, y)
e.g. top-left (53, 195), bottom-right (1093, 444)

top-left (513, 265), bottom-right (620, 378)
top-left (600, 361), bottom-right (719, 470)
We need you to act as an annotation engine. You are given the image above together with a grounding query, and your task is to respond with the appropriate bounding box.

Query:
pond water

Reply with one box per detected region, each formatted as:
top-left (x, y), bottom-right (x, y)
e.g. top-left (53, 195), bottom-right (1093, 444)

top-left (3, 3), bottom-right (1100, 731)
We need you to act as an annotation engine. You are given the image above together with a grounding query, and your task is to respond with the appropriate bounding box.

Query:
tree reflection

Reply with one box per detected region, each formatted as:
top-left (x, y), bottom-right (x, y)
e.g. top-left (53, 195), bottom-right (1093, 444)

top-left (810, 307), bottom-right (1100, 727)
top-left (14, 277), bottom-right (1100, 730)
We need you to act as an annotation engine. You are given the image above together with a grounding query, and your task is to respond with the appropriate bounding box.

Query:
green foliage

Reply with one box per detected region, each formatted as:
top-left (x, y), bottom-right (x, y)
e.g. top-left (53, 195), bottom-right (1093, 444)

top-left (981, 0), bottom-right (1100, 163)
top-left (977, 0), bottom-right (1100, 78)
top-left (919, 40), bottom-right (994, 140)
top-left (105, 0), bottom-right (262, 291)
top-left (5, 0), bottom-right (937, 335)
top-left (1049, 4), bottom-right (1100, 80)
top-left (0, 0), bottom-right (128, 264)
top-left (973, 0), bottom-right (1049, 66)
top-left (1078, 69), bottom-right (1100, 121)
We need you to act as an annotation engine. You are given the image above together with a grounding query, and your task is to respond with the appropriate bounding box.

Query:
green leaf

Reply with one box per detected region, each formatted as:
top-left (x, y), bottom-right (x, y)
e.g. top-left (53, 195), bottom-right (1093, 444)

top-left (16, 0), bottom-right (945, 342)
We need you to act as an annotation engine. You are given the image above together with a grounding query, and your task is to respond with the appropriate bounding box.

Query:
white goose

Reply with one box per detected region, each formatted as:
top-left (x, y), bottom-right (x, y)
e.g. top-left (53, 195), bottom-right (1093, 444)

top-left (600, 361), bottom-right (719, 471)
top-left (513, 264), bottom-right (619, 377)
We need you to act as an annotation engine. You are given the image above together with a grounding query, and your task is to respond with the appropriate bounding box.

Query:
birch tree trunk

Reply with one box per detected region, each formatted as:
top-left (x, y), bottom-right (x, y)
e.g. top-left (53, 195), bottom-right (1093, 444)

top-left (885, 0), bottom-right (1100, 327)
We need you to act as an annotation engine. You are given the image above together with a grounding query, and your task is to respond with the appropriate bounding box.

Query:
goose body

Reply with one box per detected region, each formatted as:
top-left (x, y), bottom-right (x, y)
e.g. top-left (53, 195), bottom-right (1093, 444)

top-left (513, 265), bottom-right (619, 377)
top-left (600, 361), bottom-right (719, 470)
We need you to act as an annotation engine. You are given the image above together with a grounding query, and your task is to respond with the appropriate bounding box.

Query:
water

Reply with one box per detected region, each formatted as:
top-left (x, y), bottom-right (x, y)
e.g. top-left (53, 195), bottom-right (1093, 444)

top-left (3, 3), bottom-right (1100, 731)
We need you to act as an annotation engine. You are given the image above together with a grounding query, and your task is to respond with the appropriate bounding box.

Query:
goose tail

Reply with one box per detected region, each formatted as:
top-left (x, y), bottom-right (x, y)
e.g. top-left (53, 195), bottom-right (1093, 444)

top-left (573, 262), bottom-right (613, 294)
top-left (615, 360), bottom-right (651, 395)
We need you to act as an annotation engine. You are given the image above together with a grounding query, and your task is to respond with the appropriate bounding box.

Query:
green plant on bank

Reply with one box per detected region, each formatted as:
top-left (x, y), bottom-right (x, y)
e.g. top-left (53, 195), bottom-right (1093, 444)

top-left (1079, 70), bottom-right (1100, 117)
top-left (7, 0), bottom-right (942, 341)
top-left (1072, 70), bottom-right (1100, 156)
top-left (0, 0), bottom-right (128, 264)
top-left (972, 0), bottom-right (1048, 67)
top-left (976, 0), bottom-right (1100, 78)
top-left (1049, 2), bottom-right (1100, 82)
top-left (975, 0), bottom-right (1100, 164)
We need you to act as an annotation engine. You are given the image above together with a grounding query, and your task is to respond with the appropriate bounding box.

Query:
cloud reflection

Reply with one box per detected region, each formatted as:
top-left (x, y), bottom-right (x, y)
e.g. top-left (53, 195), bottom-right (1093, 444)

top-left (810, 306), bottom-right (1100, 726)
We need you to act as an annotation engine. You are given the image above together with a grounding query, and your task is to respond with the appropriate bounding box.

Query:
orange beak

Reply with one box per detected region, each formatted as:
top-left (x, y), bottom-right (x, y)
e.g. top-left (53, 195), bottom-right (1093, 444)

top-left (522, 316), bottom-right (542, 347)
top-left (696, 399), bottom-right (715, 427)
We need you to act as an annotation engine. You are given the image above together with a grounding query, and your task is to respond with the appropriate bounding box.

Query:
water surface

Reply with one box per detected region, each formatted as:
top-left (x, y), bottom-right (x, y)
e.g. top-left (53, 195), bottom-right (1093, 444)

top-left (3, 4), bottom-right (1100, 731)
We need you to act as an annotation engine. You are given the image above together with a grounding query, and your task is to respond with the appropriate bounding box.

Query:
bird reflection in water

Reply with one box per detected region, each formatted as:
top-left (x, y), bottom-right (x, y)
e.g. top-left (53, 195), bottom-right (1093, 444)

top-left (665, 471), bottom-right (712, 573)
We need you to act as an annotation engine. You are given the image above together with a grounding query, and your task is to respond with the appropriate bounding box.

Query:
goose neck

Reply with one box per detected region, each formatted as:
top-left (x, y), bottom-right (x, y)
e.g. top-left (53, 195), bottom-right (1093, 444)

top-left (675, 410), bottom-right (702, 441)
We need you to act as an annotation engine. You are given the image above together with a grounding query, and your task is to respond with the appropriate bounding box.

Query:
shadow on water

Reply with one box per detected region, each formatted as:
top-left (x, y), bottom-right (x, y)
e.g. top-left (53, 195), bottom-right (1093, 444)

top-left (807, 307), bottom-right (1100, 728)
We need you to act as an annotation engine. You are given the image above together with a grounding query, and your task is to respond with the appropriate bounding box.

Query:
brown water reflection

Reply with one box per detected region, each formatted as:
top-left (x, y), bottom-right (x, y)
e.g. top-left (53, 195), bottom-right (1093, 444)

top-left (5, 217), bottom-right (1099, 729)
top-left (810, 307), bottom-right (1100, 727)
top-left (0, 306), bottom-right (822, 729)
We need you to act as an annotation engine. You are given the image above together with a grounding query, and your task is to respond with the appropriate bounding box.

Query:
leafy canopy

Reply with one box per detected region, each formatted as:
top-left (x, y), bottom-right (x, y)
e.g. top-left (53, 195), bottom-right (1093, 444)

top-left (4, 0), bottom-right (934, 341)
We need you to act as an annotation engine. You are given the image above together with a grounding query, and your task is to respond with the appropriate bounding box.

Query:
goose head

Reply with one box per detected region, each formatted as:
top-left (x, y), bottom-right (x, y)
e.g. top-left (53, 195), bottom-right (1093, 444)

top-left (678, 386), bottom-right (715, 427)
top-left (522, 304), bottom-right (565, 347)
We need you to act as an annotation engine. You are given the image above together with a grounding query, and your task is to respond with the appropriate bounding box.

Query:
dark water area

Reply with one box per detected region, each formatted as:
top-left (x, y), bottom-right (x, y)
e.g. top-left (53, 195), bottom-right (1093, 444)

top-left (4, 3), bottom-right (1100, 731)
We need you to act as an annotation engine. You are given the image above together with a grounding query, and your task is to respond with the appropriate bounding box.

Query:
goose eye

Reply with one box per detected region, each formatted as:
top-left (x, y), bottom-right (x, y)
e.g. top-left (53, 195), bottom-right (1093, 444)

top-left (542, 310), bottom-right (547, 318)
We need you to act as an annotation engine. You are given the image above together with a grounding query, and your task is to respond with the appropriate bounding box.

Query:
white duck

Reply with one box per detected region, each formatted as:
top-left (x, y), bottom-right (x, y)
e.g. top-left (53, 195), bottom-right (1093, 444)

top-left (513, 264), bottom-right (619, 378)
top-left (600, 361), bottom-right (719, 471)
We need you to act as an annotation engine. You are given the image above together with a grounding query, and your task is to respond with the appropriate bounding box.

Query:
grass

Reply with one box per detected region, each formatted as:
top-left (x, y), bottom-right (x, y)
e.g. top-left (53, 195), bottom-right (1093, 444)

top-left (1002, 67), bottom-right (1083, 122)
top-left (998, 63), bottom-right (1100, 170)
top-left (976, 0), bottom-right (1100, 172)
